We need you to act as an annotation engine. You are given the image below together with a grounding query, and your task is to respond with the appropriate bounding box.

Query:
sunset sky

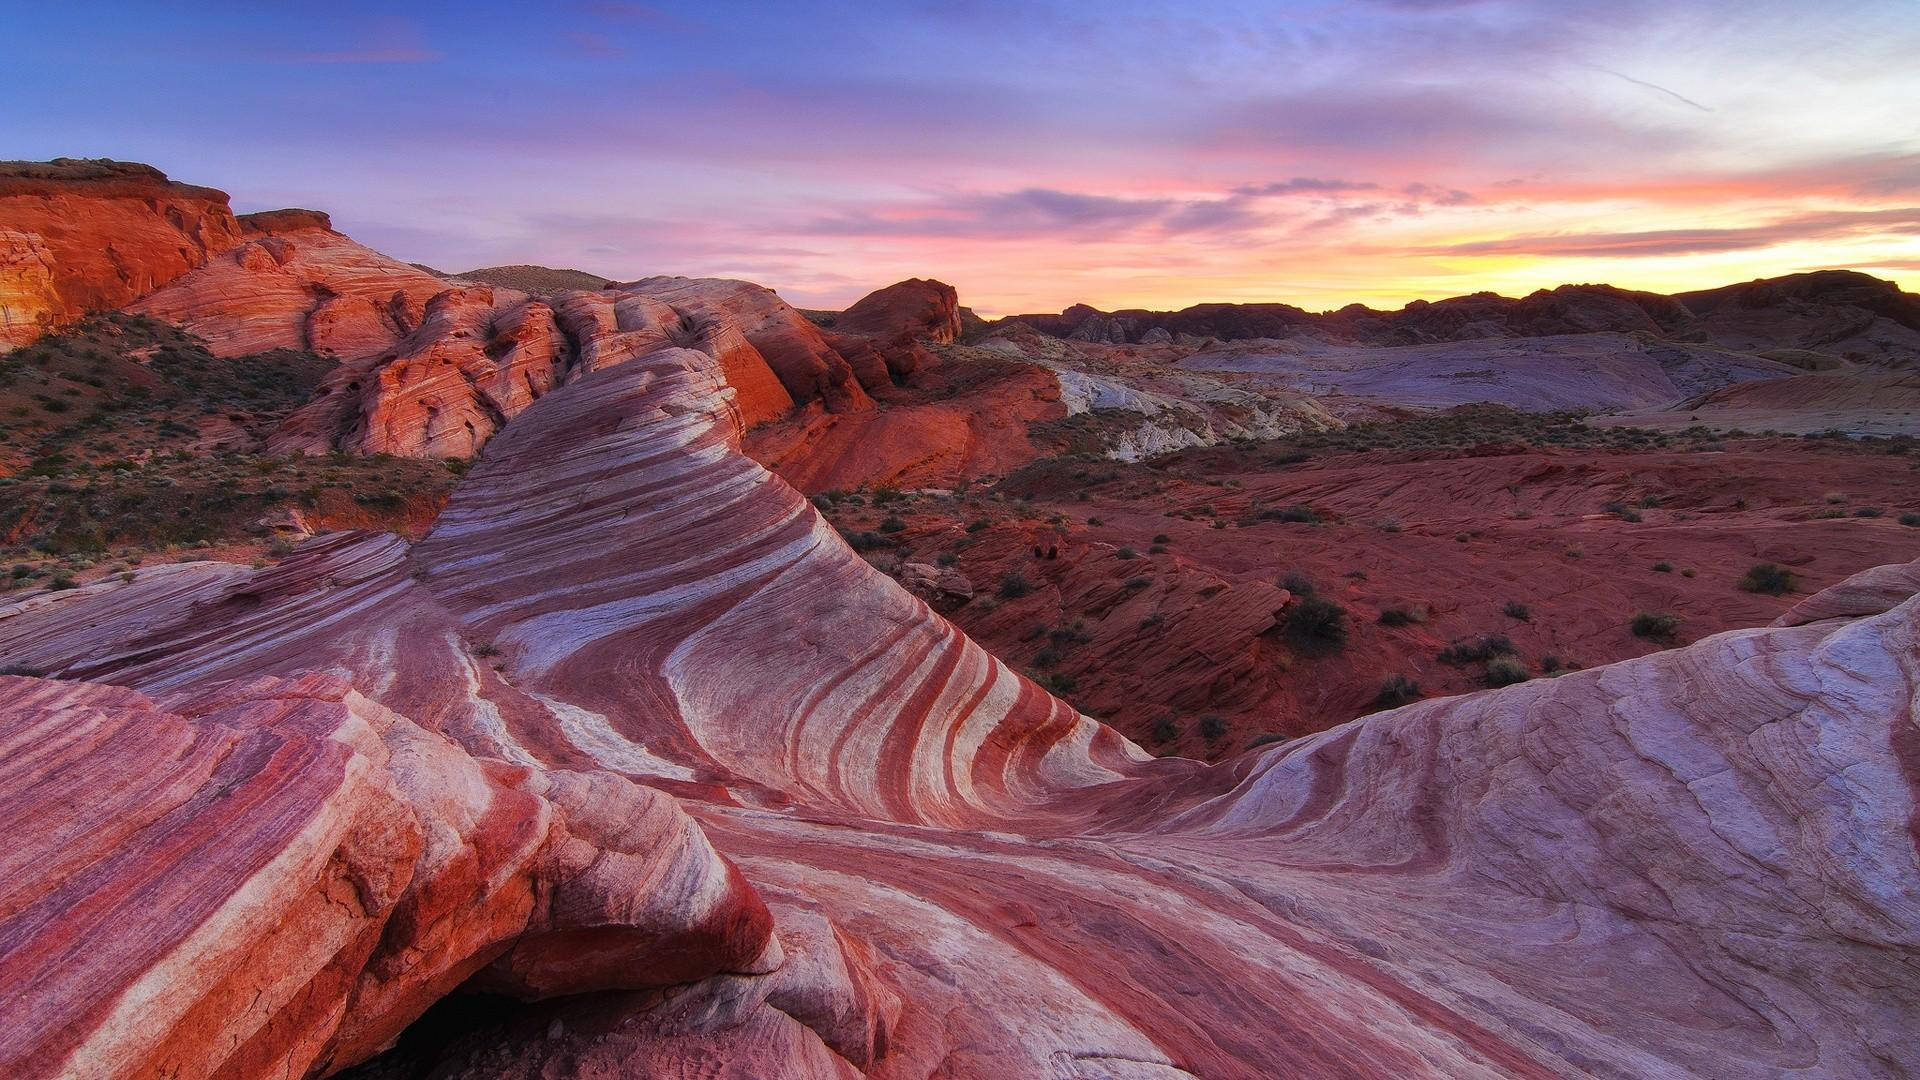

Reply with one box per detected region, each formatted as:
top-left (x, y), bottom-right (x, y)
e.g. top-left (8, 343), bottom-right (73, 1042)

top-left (11, 1), bottom-right (1920, 315)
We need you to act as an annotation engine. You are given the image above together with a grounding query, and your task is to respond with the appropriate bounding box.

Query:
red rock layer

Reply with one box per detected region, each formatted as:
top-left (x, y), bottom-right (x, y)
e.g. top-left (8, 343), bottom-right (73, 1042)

top-left (0, 160), bottom-right (246, 350)
top-left (129, 212), bottom-right (451, 360)
top-left (0, 671), bottom-right (771, 1079)
top-left (2, 334), bottom-right (1915, 1077)
top-left (627, 275), bottom-right (879, 411)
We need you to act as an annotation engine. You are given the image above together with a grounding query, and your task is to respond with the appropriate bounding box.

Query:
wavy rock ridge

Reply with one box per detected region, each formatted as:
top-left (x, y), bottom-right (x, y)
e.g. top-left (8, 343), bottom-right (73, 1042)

top-left (2, 321), bottom-right (1917, 1076)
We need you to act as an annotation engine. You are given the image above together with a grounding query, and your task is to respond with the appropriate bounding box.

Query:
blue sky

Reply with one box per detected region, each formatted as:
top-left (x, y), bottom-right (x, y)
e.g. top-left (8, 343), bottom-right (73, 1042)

top-left (8, 0), bottom-right (1919, 313)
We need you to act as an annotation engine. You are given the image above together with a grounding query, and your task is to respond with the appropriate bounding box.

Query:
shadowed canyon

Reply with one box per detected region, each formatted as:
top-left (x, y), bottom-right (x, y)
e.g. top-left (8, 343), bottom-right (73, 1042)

top-left (2, 158), bottom-right (1917, 1080)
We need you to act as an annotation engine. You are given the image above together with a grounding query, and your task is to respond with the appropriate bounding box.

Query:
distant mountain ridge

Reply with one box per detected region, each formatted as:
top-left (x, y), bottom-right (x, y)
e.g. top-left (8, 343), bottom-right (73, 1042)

top-left (1008, 271), bottom-right (1920, 368)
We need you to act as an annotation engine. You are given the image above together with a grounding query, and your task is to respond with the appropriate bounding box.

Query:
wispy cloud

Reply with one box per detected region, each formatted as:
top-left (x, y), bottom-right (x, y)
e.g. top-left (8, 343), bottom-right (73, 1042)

top-left (1431, 207), bottom-right (1920, 258)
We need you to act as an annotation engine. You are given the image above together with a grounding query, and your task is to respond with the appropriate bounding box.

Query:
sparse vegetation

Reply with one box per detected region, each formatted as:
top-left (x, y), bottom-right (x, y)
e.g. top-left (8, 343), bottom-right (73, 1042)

top-left (1438, 634), bottom-right (1516, 665)
top-left (1738, 563), bottom-right (1797, 596)
top-left (1283, 595), bottom-right (1347, 650)
top-left (1261, 504), bottom-right (1319, 523)
top-left (1373, 674), bottom-right (1422, 709)
top-left (1485, 657), bottom-right (1529, 686)
top-left (1502, 600), bottom-right (1530, 621)
top-left (997, 572), bottom-right (1032, 598)
top-left (1631, 611), bottom-right (1682, 642)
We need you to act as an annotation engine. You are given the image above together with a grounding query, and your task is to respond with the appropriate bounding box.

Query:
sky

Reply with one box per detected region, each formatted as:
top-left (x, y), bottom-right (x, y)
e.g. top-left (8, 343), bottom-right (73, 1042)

top-left (7, 0), bottom-right (1920, 315)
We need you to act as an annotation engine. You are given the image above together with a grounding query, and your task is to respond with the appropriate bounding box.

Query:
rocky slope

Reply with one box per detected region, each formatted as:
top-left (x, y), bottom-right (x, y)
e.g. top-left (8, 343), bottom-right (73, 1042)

top-left (1593, 372), bottom-right (1920, 437)
top-left (1179, 333), bottom-right (1800, 413)
top-left (0, 160), bottom-right (246, 350)
top-left (2, 332), bottom-right (1916, 1078)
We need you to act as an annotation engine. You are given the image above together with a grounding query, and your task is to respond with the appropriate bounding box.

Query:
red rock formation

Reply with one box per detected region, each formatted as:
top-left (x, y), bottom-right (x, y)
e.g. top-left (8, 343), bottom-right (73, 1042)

top-left (742, 347), bottom-right (1065, 492)
top-left (824, 278), bottom-right (963, 383)
top-left (833, 278), bottom-right (962, 345)
top-left (3, 334), bottom-right (1915, 1077)
top-left (627, 275), bottom-right (878, 411)
top-left (0, 159), bottom-right (246, 349)
top-left (271, 286), bottom-right (567, 457)
top-left (0, 671), bottom-right (771, 1079)
top-left (130, 210), bottom-right (450, 360)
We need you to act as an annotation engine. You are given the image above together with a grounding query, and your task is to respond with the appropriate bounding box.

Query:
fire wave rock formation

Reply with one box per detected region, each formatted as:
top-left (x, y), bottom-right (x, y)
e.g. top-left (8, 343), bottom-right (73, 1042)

top-left (1, 341), bottom-right (1917, 1077)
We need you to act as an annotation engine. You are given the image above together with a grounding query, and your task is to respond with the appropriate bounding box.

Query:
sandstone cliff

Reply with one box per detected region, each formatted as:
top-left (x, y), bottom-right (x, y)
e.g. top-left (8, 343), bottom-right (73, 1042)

top-left (0, 159), bottom-right (246, 350)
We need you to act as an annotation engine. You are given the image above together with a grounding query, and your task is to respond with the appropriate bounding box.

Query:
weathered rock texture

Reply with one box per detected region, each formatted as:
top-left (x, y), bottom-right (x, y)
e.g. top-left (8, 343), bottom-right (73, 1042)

top-left (0, 160), bottom-right (245, 350)
top-left (0, 671), bottom-right (771, 1080)
top-left (2, 328), bottom-right (1916, 1077)
top-left (130, 209), bottom-right (452, 361)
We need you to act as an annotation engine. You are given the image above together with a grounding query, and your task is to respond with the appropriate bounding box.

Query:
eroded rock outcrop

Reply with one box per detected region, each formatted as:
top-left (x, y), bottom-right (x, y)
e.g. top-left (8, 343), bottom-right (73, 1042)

top-left (130, 210), bottom-right (451, 361)
top-left (2, 326), bottom-right (1916, 1078)
top-left (0, 159), bottom-right (246, 350)
top-left (0, 671), bottom-right (771, 1079)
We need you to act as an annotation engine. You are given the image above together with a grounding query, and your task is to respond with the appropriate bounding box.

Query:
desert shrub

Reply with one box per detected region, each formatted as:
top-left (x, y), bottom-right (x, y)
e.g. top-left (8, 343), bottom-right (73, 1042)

top-left (1086, 516), bottom-right (1103, 526)
top-left (1283, 595), bottom-right (1347, 649)
top-left (1279, 571), bottom-right (1316, 596)
top-left (1198, 714), bottom-right (1227, 740)
top-left (878, 516), bottom-right (907, 533)
top-left (1823, 491), bottom-right (1846, 505)
top-left (1651, 561), bottom-right (1673, 573)
top-left (1901, 513), bottom-right (1920, 527)
top-left (1631, 611), bottom-right (1681, 641)
top-left (1032, 646), bottom-right (1061, 668)
top-left (1139, 612), bottom-right (1163, 629)
top-left (48, 575), bottom-right (78, 590)
top-left (842, 530), bottom-right (895, 552)
top-left (1738, 563), bottom-right (1796, 596)
top-left (1248, 732), bottom-right (1290, 748)
top-left (1124, 576), bottom-right (1151, 590)
top-left (965, 518), bottom-right (989, 532)
top-left (1485, 657), bottom-right (1530, 686)
top-left (1853, 506), bottom-right (1882, 518)
top-left (1437, 634), bottom-right (1515, 665)
top-left (1039, 672), bottom-right (1077, 694)
top-left (1150, 715), bottom-right (1180, 743)
top-left (1152, 533), bottom-right (1170, 544)
top-left (1261, 504), bottom-right (1318, 523)
top-left (997, 572), bottom-right (1032, 599)
top-left (1681, 568), bottom-right (1696, 578)
top-left (1502, 600), bottom-right (1531, 621)
top-left (936, 552), bottom-right (957, 567)
top-left (1115, 546), bottom-right (1137, 559)
top-left (1377, 605), bottom-right (1426, 627)
top-left (1373, 674), bottom-right (1422, 709)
